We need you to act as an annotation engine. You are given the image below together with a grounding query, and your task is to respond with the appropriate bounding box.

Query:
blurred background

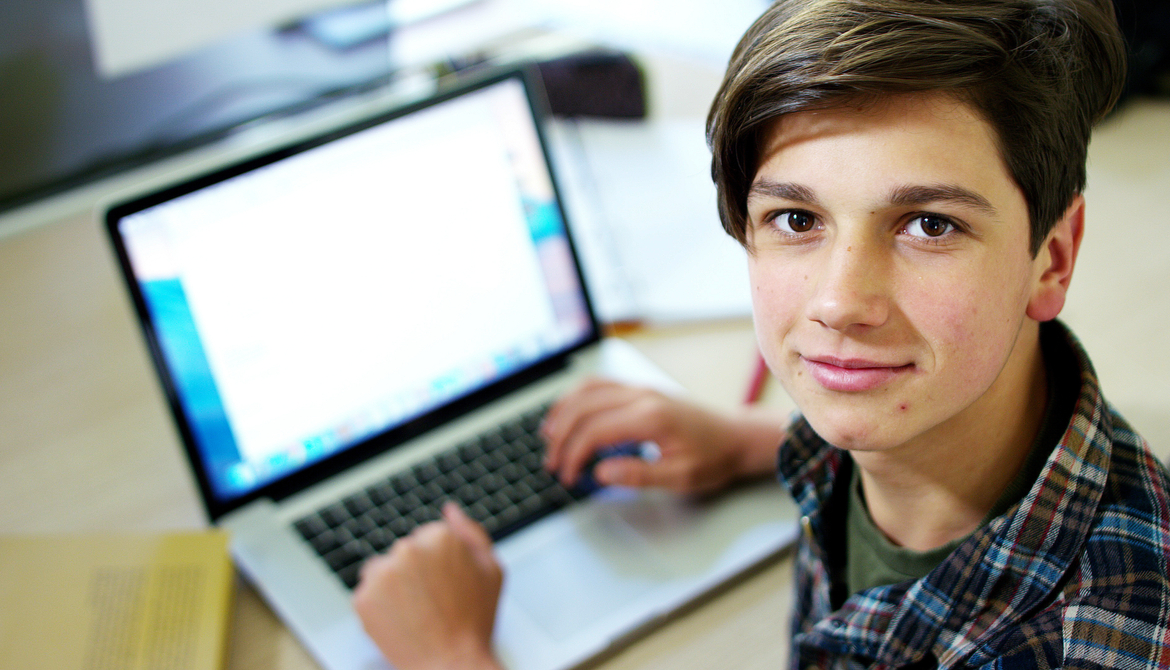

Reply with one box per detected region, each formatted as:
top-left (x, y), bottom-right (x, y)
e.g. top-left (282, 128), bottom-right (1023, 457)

top-left (1, 0), bottom-right (1165, 236)
top-left (0, 0), bottom-right (771, 221)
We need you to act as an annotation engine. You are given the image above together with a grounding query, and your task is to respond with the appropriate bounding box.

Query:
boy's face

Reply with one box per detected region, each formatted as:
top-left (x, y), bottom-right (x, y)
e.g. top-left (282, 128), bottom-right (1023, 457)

top-left (747, 94), bottom-right (1054, 453)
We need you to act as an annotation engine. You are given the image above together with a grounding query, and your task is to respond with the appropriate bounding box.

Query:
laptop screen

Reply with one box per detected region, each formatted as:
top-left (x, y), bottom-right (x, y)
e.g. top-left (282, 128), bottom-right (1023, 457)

top-left (108, 71), bottom-right (596, 511)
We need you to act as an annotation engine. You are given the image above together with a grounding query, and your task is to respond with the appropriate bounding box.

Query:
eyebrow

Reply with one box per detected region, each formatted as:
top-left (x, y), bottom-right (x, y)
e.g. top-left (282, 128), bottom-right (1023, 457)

top-left (748, 180), bottom-right (997, 216)
top-left (887, 184), bottom-right (997, 216)
top-left (747, 180), bottom-right (820, 205)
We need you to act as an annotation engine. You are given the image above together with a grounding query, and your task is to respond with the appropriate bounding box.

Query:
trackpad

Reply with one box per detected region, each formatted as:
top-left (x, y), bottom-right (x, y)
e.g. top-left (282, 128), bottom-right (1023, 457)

top-left (501, 506), bottom-right (672, 642)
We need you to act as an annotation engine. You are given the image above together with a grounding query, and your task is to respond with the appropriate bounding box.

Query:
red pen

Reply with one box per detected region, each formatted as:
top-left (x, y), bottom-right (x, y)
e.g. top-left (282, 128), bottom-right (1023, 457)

top-left (743, 351), bottom-right (769, 405)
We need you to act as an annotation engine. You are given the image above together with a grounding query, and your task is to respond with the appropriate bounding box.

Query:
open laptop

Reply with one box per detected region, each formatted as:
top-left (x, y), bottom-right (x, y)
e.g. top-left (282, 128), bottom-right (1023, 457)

top-left (104, 67), bottom-right (798, 670)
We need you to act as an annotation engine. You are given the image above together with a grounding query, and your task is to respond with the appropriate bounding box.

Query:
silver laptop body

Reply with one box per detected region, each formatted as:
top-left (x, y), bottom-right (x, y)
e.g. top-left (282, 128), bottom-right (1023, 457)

top-left (104, 68), bottom-right (797, 670)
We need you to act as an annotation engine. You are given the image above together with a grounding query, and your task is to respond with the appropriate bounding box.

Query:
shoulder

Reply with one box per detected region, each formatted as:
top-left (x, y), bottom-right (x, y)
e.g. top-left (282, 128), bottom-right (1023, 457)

top-left (1059, 407), bottom-right (1170, 667)
top-left (1087, 407), bottom-right (1170, 573)
top-left (970, 404), bottom-right (1170, 668)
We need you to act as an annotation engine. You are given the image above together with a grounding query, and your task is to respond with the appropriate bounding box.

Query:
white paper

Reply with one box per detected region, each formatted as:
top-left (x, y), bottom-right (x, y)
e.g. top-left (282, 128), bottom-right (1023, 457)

top-left (548, 118), bottom-right (753, 324)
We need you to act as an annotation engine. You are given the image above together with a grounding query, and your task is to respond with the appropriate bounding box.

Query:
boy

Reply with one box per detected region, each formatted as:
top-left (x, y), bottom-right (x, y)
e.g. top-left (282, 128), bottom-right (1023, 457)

top-left (353, 1), bottom-right (1170, 668)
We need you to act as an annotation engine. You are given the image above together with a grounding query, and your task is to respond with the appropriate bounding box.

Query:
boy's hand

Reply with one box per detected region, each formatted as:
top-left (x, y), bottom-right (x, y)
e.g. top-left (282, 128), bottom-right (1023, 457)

top-left (353, 502), bottom-right (505, 670)
top-left (541, 378), bottom-right (785, 495)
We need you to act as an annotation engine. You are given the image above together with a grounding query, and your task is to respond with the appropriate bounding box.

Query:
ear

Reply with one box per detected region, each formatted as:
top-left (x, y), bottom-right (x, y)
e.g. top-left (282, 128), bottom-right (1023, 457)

top-left (1026, 196), bottom-right (1085, 322)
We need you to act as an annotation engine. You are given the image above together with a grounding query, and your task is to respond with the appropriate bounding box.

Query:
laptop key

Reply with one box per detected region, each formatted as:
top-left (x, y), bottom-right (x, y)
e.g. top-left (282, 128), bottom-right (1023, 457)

top-left (309, 530), bottom-right (341, 556)
top-left (344, 495), bottom-right (373, 517)
top-left (367, 506), bottom-right (392, 525)
top-left (410, 506), bottom-right (439, 525)
top-left (417, 482), bottom-right (445, 505)
top-left (541, 485), bottom-right (573, 507)
top-left (346, 515), bottom-right (377, 537)
top-left (295, 515), bottom-right (327, 539)
top-left (339, 566), bottom-right (360, 589)
top-left (467, 501), bottom-right (492, 523)
top-left (396, 492), bottom-right (423, 513)
top-left (388, 516), bottom-right (413, 537)
top-left (324, 543), bottom-right (362, 573)
top-left (366, 528), bottom-right (393, 553)
top-left (320, 503), bottom-right (350, 528)
top-left (437, 451), bottom-right (462, 472)
top-left (394, 471), bottom-right (420, 492)
top-left (370, 482), bottom-right (396, 504)
top-left (415, 461), bottom-right (442, 484)
top-left (499, 463), bottom-right (524, 483)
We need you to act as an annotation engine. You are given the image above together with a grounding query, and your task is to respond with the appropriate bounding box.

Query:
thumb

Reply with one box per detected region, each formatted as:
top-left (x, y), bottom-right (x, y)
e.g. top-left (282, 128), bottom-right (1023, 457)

top-left (442, 502), bottom-right (495, 563)
top-left (594, 456), bottom-right (674, 488)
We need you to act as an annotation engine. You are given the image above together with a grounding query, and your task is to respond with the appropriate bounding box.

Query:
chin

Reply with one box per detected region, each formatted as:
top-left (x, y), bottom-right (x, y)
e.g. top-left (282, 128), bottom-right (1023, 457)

top-left (800, 407), bottom-right (907, 452)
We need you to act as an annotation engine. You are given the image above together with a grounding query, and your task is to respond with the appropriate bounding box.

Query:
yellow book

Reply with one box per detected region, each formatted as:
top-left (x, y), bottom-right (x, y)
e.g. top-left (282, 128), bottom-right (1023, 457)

top-left (0, 532), bottom-right (233, 670)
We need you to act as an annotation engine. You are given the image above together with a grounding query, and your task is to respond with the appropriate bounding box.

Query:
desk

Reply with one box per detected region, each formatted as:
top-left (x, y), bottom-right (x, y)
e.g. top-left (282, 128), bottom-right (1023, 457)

top-left (2, 79), bottom-right (1168, 670)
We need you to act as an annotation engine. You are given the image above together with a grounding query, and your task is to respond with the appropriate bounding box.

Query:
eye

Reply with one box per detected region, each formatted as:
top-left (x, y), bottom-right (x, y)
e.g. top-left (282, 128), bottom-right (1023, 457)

top-left (771, 210), bottom-right (817, 234)
top-left (903, 214), bottom-right (955, 239)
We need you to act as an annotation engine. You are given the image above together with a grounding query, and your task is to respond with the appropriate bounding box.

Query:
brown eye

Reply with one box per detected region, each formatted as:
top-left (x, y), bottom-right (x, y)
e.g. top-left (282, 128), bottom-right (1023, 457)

top-left (777, 211), bottom-right (815, 233)
top-left (905, 214), bottom-right (955, 239)
top-left (920, 215), bottom-right (948, 236)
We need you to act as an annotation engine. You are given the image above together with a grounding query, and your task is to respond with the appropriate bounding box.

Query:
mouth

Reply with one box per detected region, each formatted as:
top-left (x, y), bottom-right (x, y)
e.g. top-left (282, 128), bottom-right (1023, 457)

top-left (801, 355), bottom-right (914, 392)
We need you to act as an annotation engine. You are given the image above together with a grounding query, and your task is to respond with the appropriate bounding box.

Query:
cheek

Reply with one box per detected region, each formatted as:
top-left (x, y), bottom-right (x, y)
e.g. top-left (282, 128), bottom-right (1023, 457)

top-left (903, 265), bottom-right (1029, 388)
top-left (747, 256), bottom-right (806, 362)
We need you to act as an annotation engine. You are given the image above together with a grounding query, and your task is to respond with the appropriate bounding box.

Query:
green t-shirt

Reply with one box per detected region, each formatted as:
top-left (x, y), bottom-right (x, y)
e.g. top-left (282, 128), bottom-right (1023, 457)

top-left (845, 333), bottom-right (1077, 598)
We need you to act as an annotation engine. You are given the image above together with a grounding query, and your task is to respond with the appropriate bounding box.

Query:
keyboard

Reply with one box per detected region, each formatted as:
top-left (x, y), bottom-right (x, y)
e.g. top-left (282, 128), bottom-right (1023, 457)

top-left (293, 404), bottom-right (589, 589)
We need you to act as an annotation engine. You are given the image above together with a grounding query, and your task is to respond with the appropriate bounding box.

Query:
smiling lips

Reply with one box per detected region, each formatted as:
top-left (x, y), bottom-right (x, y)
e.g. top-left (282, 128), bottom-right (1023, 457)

top-left (802, 356), bottom-right (914, 392)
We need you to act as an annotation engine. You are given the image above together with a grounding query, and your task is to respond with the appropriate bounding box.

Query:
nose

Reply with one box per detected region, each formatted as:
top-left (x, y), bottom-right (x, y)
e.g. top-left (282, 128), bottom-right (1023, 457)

top-left (805, 235), bottom-right (890, 331)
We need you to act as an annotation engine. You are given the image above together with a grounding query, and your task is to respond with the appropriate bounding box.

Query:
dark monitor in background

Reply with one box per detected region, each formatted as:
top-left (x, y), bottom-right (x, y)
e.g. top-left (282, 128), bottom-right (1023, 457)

top-left (0, 0), bottom-right (395, 215)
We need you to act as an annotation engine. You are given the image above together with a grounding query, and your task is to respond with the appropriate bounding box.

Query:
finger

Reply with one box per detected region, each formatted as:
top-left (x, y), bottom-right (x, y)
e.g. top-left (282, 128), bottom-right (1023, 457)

top-left (358, 551), bottom-right (390, 583)
top-left (542, 377), bottom-right (619, 433)
top-left (592, 456), bottom-right (651, 487)
top-left (442, 502), bottom-right (494, 560)
top-left (592, 455), bottom-right (677, 489)
top-left (542, 379), bottom-right (634, 470)
top-left (557, 399), bottom-right (665, 485)
top-left (543, 381), bottom-right (622, 471)
top-left (404, 520), bottom-right (454, 558)
top-left (598, 455), bottom-right (711, 493)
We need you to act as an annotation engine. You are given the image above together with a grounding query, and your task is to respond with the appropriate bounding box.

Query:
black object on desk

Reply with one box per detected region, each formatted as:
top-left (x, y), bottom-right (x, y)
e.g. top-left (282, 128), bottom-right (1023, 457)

top-left (537, 50), bottom-right (646, 119)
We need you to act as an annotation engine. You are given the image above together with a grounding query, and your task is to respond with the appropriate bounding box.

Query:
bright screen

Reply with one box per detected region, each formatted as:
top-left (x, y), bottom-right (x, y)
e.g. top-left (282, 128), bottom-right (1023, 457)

top-left (116, 76), bottom-right (592, 502)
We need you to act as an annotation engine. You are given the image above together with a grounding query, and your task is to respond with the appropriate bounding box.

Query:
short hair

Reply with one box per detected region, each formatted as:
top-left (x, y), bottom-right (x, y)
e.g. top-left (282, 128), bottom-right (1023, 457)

top-left (707, 0), bottom-right (1127, 254)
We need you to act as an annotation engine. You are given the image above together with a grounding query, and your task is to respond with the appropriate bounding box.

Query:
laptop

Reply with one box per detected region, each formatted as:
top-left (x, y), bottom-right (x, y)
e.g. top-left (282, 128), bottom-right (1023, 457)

top-left (104, 67), bottom-right (798, 670)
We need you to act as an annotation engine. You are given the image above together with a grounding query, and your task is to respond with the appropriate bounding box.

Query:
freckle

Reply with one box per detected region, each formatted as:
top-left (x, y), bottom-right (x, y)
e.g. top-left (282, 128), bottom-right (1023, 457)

top-left (847, 246), bottom-right (852, 252)
top-left (898, 403), bottom-right (908, 412)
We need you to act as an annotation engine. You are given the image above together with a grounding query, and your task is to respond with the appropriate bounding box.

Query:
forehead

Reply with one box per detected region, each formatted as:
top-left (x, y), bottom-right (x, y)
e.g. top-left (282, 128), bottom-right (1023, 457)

top-left (754, 93), bottom-right (1014, 197)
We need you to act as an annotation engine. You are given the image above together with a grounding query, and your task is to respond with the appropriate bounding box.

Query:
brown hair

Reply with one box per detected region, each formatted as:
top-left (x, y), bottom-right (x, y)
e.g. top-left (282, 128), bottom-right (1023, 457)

top-left (707, 0), bottom-right (1126, 254)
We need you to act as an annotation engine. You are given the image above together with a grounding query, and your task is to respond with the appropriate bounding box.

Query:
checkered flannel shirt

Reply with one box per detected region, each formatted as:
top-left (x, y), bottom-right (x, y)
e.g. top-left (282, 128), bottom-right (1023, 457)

top-left (778, 323), bottom-right (1170, 669)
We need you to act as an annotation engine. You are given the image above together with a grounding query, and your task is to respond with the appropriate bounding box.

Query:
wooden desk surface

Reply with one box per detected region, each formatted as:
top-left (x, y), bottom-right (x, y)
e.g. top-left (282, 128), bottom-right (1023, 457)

top-left (2, 97), bottom-right (1167, 670)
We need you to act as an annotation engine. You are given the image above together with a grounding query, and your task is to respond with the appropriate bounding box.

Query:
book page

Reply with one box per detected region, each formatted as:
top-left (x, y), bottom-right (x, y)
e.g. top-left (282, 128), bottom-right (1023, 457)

top-left (0, 532), bottom-right (233, 670)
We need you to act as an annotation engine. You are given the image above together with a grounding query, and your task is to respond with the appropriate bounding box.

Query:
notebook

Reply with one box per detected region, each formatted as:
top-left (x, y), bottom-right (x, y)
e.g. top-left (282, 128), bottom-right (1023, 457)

top-left (104, 67), bottom-right (798, 670)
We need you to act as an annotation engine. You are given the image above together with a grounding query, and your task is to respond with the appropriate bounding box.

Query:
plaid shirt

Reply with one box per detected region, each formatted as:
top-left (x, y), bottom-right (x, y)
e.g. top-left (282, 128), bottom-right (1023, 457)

top-left (778, 323), bottom-right (1170, 669)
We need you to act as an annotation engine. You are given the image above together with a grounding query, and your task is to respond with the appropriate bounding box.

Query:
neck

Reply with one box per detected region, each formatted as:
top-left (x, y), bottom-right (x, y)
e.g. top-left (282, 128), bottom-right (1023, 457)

top-left (852, 321), bottom-right (1048, 552)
